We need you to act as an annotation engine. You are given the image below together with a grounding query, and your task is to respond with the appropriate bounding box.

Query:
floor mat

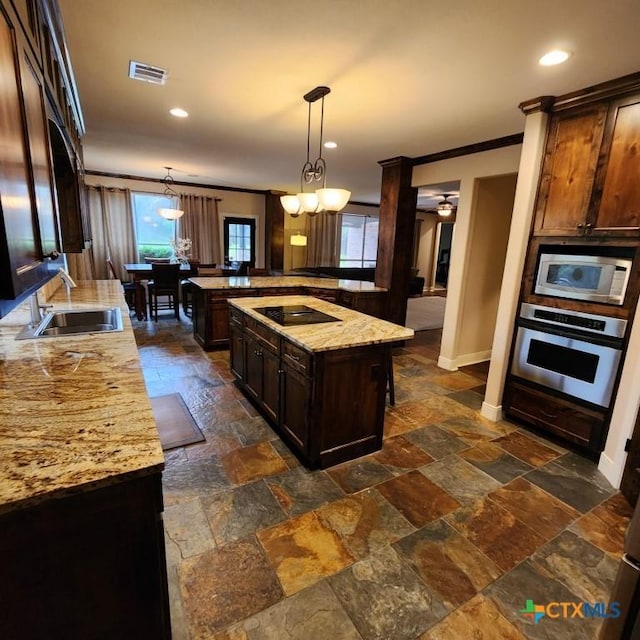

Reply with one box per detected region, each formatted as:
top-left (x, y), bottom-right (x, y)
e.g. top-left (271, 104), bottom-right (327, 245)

top-left (405, 295), bottom-right (446, 331)
top-left (150, 393), bottom-right (205, 451)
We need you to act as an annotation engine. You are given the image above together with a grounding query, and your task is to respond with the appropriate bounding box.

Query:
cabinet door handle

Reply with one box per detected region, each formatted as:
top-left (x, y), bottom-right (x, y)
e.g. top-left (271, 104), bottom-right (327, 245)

top-left (540, 410), bottom-right (558, 420)
top-left (576, 223), bottom-right (584, 229)
top-left (290, 354), bottom-right (300, 361)
top-left (585, 223), bottom-right (593, 229)
top-left (278, 369), bottom-right (284, 374)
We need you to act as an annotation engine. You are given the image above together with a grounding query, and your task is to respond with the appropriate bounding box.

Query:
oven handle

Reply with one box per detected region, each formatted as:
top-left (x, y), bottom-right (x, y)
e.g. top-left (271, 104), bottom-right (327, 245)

top-left (517, 318), bottom-right (624, 350)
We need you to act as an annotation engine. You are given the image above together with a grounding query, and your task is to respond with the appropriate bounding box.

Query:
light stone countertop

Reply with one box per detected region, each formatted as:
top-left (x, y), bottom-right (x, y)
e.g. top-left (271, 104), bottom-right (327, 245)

top-left (229, 295), bottom-right (414, 352)
top-left (189, 275), bottom-right (387, 292)
top-left (0, 280), bottom-right (164, 515)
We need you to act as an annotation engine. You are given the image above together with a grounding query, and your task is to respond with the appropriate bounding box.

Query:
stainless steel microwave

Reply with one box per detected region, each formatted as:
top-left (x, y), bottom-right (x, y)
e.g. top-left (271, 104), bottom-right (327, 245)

top-left (535, 253), bottom-right (632, 305)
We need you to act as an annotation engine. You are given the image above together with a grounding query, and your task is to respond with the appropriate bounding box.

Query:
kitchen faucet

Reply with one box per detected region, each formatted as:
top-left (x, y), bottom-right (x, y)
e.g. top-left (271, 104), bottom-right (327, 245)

top-left (58, 267), bottom-right (77, 289)
top-left (28, 291), bottom-right (52, 327)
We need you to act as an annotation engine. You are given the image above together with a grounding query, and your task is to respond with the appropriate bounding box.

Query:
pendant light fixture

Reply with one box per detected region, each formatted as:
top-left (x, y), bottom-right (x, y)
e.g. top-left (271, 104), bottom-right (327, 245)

top-left (280, 86), bottom-right (351, 217)
top-left (157, 166), bottom-right (184, 220)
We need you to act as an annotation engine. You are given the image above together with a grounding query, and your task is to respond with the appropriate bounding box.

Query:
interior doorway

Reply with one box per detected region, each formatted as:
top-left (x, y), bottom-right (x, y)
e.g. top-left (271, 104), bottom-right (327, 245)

top-left (435, 222), bottom-right (454, 289)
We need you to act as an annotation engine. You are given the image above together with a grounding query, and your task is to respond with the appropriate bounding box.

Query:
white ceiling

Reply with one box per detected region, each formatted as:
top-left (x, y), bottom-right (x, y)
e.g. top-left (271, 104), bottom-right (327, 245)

top-left (58, 0), bottom-right (640, 205)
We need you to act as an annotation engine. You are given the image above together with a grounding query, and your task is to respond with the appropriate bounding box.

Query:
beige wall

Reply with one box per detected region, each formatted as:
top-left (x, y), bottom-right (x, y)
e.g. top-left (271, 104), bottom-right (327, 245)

top-left (83, 175), bottom-right (266, 265)
top-left (412, 145), bottom-right (522, 370)
top-left (415, 213), bottom-right (438, 290)
top-left (457, 174), bottom-right (517, 356)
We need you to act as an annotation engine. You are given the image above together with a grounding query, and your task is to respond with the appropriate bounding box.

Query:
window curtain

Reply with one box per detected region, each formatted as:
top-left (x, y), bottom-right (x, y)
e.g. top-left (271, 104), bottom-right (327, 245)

top-left (86, 186), bottom-right (138, 281)
top-left (305, 213), bottom-right (341, 267)
top-left (177, 194), bottom-right (221, 265)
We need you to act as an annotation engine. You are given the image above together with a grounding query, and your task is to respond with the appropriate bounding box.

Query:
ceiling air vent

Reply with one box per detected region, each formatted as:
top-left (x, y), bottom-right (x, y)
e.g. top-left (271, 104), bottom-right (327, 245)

top-left (128, 60), bottom-right (168, 85)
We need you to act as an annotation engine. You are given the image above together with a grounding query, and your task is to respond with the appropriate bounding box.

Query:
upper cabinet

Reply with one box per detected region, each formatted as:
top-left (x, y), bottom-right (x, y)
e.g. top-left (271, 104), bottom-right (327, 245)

top-left (0, 0), bottom-right (87, 314)
top-left (532, 80), bottom-right (640, 238)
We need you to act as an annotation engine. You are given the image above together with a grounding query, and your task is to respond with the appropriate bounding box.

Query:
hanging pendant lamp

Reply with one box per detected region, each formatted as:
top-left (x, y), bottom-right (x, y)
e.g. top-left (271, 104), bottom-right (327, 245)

top-left (280, 86), bottom-right (351, 217)
top-left (158, 166), bottom-right (184, 219)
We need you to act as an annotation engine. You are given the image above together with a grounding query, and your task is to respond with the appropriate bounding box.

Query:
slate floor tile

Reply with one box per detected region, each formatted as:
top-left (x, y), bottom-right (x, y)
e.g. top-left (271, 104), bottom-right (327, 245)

top-left (316, 488), bottom-right (415, 560)
top-left (257, 511), bottom-right (354, 596)
top-left (394, 519), bottom-right (502, 609)
top-left (373, 434), bottom-right (434, 474)
top-left (162, 456), bottom-right (231, 506)
top-left (419, 455), bottom-right (501, 504)
top-left (223, 581), bottom-right (362, 639)
top-left (486, 560), bottom-right (602, 640)
top-left (492, 431), bottom-right (563, 467)
top-left (458, 441), bottom-right (533, 484)
top-left (418, 594), bottom-right (527, 639)
top-left (327, 458), bottom-right (394, 494)
top-left (179, 537), bottom-right (283, 637)
top-left (436, 416), bottom-right (512, 444)
top-left (570, 492), bottom-right (634, 558)
top-left (525, 463), bottom-right (614, 514)
top-left (376, 470), bottom-right (461, 527)
top-left (445, 497), bottom-right (546, 572)
top-left (202, 480), bottom-right (287, 545)
top-left (329, 546), bottom-right (450, 640)
top-left (265, 466), bottom-right (344, 517)
top-left (530, 530), bottom-right (619, 604)
top-left (404, 424), bottom-right (469, 460)
top-left (488, 477), bottom-right (580, 540)
top-left (163, 497), bottom-right (216, 558)
top-left (220, 441), bottom-right (288, 485)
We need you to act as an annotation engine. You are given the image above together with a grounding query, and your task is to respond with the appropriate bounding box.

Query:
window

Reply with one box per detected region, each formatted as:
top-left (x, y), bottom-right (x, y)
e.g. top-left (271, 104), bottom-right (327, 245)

top-left (339, 214), bottom-right (378, 267)
top-left (132, 192), bottom-right (176, 259)
top-left (223, 217), bottom-right (255, 267)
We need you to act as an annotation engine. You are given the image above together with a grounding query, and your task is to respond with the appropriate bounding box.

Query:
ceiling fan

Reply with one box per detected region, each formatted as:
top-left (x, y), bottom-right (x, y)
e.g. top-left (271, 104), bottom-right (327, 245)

top-left (435, 194), bottom-right (456, 216)
top-left (419, 194), bottom-right (458, 216)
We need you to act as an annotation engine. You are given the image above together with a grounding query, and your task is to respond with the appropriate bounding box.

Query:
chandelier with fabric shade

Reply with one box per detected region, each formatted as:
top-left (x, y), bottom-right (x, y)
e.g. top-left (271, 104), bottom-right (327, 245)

top-left (157, 166), bottom-right (184, 220)
top-left (280, 86), bottom-right (351, 217)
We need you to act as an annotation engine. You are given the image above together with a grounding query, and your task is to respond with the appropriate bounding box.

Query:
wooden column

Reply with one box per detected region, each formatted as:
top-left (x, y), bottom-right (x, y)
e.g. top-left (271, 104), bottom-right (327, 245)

top-left (265, 191), bottom-right (285, 273)
top-left (375, 156), bottom-right (417, 326)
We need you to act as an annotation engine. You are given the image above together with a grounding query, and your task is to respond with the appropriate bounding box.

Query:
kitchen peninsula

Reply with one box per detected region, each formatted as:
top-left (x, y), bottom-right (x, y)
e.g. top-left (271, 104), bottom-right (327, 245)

top-left (190, 275), bottom-right (388, 349)
top-left (0, 281), bottom-right (170, 639)
top-left (229, 295), bottom-right (413, 468)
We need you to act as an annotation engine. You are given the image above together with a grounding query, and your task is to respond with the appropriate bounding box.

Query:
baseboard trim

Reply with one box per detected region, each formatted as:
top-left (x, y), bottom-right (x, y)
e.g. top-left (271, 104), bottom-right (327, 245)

top-left (438, 350), bottom-right (491, 371)
top-left (481, 401), bottom-right (503, 422)
top-left (597, 452), bottom-right (623, 489)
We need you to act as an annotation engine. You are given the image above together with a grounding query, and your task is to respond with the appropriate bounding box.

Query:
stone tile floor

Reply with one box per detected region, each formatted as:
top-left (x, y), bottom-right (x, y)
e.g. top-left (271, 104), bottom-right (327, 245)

top-left (134, 318), bottom-right (633, 640)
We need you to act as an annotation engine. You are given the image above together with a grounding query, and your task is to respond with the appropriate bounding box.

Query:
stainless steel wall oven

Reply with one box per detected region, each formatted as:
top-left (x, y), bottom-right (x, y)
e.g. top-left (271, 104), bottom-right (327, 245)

top-left (512, 303), bottom-right (626, 409)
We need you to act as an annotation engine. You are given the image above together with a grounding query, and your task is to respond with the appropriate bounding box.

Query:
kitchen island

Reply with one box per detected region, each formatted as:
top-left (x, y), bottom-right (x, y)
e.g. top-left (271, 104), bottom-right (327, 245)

top-left (190, 275), bottom-right (388, 349)
top-left (229, 295), bottom-right (413, 468)
top-left (0, 280), bottom-right (170, 639)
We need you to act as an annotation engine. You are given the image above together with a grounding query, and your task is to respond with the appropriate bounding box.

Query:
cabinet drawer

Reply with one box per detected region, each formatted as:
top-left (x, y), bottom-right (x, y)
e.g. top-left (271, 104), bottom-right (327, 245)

top-left (229, 306), bottom-right (243, 326)
top-left (245, 315), bottom-right (280, 352)
top-left (306, 287), bottom-right (337, 302)
top-left (339, 291), bottom-right (355, 307)
top-left (282, 340), bottom-right (311, 375)
top-left (504, 381), bottom-right (604, 448)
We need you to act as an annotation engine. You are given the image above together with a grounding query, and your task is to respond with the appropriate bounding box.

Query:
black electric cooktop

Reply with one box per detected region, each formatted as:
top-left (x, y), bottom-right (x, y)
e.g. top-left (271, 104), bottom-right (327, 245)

top-left (254, 305), bottom-right (341, 326)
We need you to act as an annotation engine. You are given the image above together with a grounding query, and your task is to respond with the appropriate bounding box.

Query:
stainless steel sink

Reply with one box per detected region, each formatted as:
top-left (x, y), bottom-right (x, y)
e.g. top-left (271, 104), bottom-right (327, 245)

top-left (16, 307), bottom-right (124, 339)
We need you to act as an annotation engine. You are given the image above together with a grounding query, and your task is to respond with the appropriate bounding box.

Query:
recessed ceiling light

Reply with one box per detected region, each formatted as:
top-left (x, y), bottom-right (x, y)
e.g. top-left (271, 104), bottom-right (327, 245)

top-left (538, 49), bottom-right (572, 66)
top-left (169, 107), bottom-right (189, 118)
top-left (324, 141), bottom-right (338, 149)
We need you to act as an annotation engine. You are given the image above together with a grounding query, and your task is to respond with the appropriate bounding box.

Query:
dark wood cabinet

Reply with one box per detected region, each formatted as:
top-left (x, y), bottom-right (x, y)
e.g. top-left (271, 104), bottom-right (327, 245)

top-left (280, 357), bottom-right (310, 451)
top-left (533, 91), bottom-right (640, 238)
top-left (589, 95), bottom-right (640, 236)
top-left (231, 305), bottom-right (389, 468)
top-left (503, 379), bottom-right (606, 453)
top-left (533, 105), bottom-right (607, 236)
top-left (0, 473), bottom-right (171, 639)
top-left (194, 284), bottom-right (387, 350)
top-left (0, 5), bottom-right (48, 302)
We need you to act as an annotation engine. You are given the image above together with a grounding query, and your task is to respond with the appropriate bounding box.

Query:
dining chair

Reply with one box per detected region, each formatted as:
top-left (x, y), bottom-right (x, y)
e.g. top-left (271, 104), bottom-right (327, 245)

top-left (181, 263), bottom-right (217, 315)
top-left (106, 258), bottom-right (136, 310)
top-left (147, 263), bottom-right (182, 321)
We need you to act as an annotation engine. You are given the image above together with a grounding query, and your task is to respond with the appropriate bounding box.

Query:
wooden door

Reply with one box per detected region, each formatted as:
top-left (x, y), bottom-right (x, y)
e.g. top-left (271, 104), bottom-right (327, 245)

top-left (229, 323), bottom-right (244, 379)
top-left (243, 334), bottom-right (263, 403)
top-left (533, 105), bottom-right (607, 236)
top-left (589, 96), bottom-right (640, 236)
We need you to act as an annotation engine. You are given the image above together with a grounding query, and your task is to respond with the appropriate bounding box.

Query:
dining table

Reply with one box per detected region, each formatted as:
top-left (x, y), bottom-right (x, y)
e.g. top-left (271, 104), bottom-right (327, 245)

top-left (124, 263), bottom-right (197, 320)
